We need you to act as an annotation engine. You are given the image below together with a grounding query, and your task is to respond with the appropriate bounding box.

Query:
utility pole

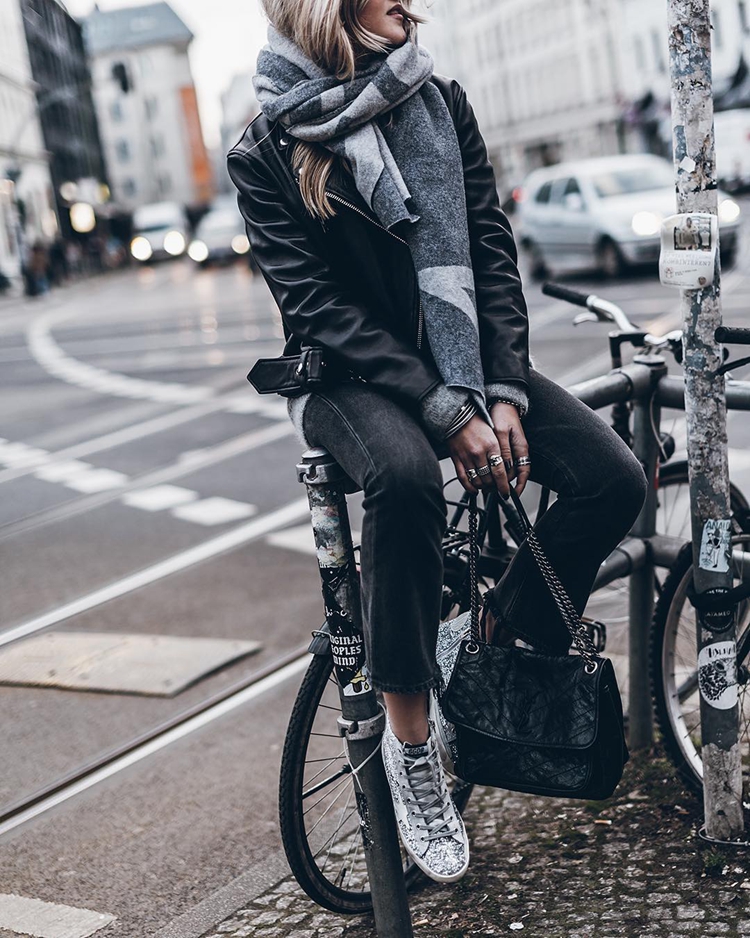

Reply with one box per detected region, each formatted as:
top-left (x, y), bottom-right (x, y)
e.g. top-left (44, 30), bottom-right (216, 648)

top-left (666, 0), bottom-right (744, 840)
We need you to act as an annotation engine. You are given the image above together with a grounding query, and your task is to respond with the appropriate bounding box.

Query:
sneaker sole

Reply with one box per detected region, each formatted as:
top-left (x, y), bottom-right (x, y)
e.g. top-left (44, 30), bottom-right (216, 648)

top-left (396, 824), bottom-right (470, 884)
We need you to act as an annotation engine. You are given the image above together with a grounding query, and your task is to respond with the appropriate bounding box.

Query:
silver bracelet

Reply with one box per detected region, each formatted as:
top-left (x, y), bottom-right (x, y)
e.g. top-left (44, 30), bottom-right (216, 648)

top-left (446, 400), bottom-right (477, 438)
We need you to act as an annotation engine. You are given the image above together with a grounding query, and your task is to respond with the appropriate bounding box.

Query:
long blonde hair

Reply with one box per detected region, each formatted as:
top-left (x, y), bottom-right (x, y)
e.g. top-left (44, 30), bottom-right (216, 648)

top-left (259, 0), bottom-right (426, 219)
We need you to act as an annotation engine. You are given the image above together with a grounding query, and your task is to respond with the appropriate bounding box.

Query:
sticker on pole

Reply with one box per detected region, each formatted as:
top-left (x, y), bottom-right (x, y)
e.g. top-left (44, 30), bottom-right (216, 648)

top-left (659, 213), bottom-right (717, 289)
top-left (698, 640), bottom-right (738, 709)
top-left (698, 519), bottom-right (732, 573)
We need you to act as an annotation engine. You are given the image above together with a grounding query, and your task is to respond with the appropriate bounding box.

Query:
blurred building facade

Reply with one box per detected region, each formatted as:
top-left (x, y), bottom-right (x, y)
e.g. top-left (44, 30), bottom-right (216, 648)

top-left (0, 0), bottom-right (57, 283)
top-left (422, 0), bottom-right (750, 192)
top-left (20, 0), bottom-right (108, 242)
top-left (84, 1), bottom-right (213, 213)
top-left (216, 71), bottom-right (259, 194)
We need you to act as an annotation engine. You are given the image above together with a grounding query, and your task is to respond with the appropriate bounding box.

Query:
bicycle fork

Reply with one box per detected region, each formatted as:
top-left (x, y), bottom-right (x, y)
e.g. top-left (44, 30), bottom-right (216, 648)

top-left (298, 448), bottom-right (414, 938)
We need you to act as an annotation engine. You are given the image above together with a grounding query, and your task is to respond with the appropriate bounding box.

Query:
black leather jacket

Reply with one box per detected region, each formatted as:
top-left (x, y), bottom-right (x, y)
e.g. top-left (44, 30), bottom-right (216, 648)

top-left (227, 75), bottom-right (530, 410)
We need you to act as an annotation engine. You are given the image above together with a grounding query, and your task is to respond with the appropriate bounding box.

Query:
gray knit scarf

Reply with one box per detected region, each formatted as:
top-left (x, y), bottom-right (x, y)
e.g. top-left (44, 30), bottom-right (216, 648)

top-left (253, 26), bottom-right (486, 404)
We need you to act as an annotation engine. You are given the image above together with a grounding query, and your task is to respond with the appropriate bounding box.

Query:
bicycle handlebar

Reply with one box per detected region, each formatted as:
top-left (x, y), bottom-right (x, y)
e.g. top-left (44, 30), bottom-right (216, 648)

top-left (716, 326), bottom-right (750, 346)
top-left (541, 282), bottom-right (589, 308)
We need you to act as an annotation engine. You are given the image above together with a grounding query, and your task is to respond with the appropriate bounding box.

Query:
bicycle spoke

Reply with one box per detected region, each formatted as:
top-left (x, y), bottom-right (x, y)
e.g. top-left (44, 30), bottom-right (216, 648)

top-left (306, 776), bottom-right (355, 837)
top-left (304, 772), bottom-right (352, 818)
top-left (303, 753), bottom-right (348, 790)
top-left (303, 766), bottom-right (352, 802)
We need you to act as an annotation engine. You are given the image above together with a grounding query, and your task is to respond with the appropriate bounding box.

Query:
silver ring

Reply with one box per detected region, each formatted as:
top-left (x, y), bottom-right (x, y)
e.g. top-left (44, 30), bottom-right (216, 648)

top-left (476, 465), bottom-right (492, 477)
top-left (514, 456), bottom-right (531, 467)
top-left (488, 454), bottom-right (503, 468)
top-left (467, 468), bottom-right (479, 480)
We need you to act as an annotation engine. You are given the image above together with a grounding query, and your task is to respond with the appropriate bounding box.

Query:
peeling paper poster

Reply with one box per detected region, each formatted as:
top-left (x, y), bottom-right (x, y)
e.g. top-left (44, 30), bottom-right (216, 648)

top-left (698, 641), bottom-right (738, 709)
top-left (699, 519), bottom-right (732, 573)
top-left (659, 212), bottom-right (717, 289)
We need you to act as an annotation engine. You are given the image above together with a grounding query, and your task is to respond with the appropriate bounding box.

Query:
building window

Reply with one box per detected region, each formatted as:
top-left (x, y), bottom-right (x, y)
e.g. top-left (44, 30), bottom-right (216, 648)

top-left (122, 178), bottom-right (136, 197)
top-left (145, 96), bottom-right (158, 120)
top-left (115, 139), bottom-right (130, 162)
top-left (150, 134), bottom-right (164, 158)
top-left (158, 173), bottom-right (172, 195)
top-left (110, 100), bottom-right (123, 122)
top-left (634, 35), bottom-right (646, 72)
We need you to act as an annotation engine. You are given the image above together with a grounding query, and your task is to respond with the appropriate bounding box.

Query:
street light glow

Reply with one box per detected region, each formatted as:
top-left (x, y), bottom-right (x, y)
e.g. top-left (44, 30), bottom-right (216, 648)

top-left (130, 236), bottom-right (153, 261)
top-left (163, 230), bottom-right (186, 256)
top-left (188, 239), bottom-right (209, 262)
top-left (631, 211), bottom-right (661, 237)
top-left (231, 234), bottom-right (250, 255)
top-left (70, 202), bottom-right (96, 233)
top-left (719, 198), bottom-right (741, 223)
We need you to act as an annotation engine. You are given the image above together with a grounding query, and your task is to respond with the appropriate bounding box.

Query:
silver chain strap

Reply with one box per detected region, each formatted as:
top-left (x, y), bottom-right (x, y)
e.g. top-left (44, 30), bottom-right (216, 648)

top-left (466, 492), bottom-right (599, 670)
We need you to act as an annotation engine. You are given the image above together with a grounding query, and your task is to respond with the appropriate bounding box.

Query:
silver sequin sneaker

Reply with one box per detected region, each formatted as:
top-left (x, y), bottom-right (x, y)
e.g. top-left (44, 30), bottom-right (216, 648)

top-left (381, 717), bottom-right (470, 883)
top-left (428, 689), bottom-right (460, 780)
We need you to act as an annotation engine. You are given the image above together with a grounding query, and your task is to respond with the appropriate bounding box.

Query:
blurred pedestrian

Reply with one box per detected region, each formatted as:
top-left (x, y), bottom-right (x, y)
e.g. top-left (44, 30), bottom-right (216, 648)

top-left (25, 240), bottom-right (50, 296)
top-left (229, 0), bottom-right (647, 883)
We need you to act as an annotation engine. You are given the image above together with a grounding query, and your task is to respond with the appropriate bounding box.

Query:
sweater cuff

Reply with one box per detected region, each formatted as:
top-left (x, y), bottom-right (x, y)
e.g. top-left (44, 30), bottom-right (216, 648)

top-left (485, 381), bottom-right (529, 418)
top-left (419, 384), bottom-right (471, 441)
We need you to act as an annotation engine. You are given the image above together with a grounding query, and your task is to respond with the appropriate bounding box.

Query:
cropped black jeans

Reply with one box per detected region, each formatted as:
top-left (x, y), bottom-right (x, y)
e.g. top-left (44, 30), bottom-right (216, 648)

top-left (302, 369), bottom-right (648, 694)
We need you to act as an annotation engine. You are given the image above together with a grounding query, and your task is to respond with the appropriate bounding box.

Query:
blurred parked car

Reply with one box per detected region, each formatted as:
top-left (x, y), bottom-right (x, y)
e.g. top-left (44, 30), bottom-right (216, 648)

top-left (516, 154), bottom-right (741, 278)
top-left (130, 201), bottom-right (189, 263)
top-left (187, 203), bottom-right (255, 269)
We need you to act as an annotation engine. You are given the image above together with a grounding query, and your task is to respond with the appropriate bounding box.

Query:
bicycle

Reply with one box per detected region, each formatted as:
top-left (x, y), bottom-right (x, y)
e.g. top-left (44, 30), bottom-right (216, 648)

top-left (278, 282), bottom-right (750, 915)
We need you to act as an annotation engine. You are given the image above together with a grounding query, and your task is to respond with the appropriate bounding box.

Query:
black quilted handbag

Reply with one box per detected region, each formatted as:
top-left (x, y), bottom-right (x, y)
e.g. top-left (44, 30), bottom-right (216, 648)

top-left (440, 488), bottom-right (629, 800)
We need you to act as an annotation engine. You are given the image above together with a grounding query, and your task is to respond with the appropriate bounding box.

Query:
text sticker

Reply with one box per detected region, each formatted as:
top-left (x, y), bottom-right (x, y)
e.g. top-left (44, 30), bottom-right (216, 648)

top-left (699, 519), bottom-right (732, 573)
top-left (698, 641), bottom-right (738, 709)
top-left (659, 213), bottom-right (718, 289)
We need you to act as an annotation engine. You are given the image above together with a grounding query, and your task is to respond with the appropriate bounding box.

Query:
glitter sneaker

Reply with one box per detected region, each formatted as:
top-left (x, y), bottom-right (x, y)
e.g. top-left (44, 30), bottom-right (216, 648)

top-left (381, 717), bottom-right (470, 883)
top-left (428, 688), bottom-right (459, 780)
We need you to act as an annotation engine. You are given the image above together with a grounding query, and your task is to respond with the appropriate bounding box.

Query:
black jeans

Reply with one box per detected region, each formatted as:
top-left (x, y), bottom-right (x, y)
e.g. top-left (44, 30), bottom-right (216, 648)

top-left (302, 370), bottom-right (648, 693)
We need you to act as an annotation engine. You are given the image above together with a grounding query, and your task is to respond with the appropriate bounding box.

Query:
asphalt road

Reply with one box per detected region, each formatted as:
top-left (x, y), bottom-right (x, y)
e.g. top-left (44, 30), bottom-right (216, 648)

top-left (1, 229), bottom-right (749, 938)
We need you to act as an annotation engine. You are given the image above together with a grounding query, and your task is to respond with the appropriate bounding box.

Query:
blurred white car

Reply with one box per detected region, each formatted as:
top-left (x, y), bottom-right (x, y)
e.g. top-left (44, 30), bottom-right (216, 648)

top-left (187, 204), bottom-right (252, 267)
top-left (516, 154), bottom-right (740, 278)
top-left (130, 201), bottom-right (189, 263)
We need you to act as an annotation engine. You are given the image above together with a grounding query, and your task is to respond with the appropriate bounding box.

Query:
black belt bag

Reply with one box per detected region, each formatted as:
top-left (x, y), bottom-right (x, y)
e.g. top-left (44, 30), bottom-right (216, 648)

top-left (247, 346), bottom-right (327, 398)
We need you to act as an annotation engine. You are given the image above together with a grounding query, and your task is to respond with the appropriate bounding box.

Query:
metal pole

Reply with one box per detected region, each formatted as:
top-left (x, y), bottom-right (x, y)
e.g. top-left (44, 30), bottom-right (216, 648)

top-left (298, 448), bottom-right (414, 937)
top-left (627, 355), bottom-right (667, 749)
top-left (666, 0), bottom-right (744, 840)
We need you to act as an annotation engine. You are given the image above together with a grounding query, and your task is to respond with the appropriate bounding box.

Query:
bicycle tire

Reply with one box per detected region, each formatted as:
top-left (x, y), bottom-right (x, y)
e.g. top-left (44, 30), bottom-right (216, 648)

top-left (278, 651), bottom-right (473, 914)
top-left (651, 511), bottom-right (750, 793)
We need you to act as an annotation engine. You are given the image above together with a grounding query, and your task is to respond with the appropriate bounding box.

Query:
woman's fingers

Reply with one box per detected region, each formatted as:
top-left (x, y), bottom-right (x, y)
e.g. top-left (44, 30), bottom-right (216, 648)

top-left (491, 430), bottom-right (513, 497)
top-left (453, 456), bottom-right (480, 495)
top-left (510, 424), bottom-right (531, 496)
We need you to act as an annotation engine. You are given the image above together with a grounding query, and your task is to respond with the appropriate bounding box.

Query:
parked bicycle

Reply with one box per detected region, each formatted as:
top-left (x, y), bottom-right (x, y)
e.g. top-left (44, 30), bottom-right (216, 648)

top-left (279, 283), bottom-right (750, 914)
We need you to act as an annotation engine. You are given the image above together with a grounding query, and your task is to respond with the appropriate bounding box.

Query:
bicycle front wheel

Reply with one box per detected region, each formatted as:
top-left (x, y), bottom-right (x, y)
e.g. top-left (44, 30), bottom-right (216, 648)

top-left (278, 650), bottom-right (473, 914)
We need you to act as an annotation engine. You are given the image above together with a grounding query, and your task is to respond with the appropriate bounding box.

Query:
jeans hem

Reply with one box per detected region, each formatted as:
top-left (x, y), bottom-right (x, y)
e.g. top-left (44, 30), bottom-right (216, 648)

top-left (372, 672), bottom-right (441, 694)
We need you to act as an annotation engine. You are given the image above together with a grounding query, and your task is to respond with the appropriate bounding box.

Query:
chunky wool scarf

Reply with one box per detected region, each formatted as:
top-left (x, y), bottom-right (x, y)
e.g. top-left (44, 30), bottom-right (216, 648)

top-left (253, 27), bottom-right (486, 404)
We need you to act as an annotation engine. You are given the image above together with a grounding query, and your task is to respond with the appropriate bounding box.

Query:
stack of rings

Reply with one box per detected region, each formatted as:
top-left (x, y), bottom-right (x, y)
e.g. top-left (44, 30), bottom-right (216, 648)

top-left (467, 454), bottom-right (531, 481)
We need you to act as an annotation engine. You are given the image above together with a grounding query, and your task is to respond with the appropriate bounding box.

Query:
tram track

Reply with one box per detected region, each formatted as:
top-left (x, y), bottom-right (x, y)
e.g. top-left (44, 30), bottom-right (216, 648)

top-left (0, 643), bottom-right (311, 838)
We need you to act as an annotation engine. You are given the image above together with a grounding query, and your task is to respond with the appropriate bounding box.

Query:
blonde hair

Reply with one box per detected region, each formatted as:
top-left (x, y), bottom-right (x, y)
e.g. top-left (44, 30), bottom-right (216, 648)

top-left (260, 0), bottom-right (426, 219)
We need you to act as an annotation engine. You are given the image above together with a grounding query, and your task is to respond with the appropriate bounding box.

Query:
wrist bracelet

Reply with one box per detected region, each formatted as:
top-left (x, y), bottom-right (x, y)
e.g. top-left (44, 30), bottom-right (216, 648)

top-left (489, 398), bottom-right (522, 414)
top-left (446, 400), bottom-right (477, 438)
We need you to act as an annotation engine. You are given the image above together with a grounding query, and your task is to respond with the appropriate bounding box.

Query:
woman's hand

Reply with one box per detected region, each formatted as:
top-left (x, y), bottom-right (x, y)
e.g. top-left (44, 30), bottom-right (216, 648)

top-left (489, 402), bottom-right (530, 496)
top-left (447, 413), bottom-right (512, 496)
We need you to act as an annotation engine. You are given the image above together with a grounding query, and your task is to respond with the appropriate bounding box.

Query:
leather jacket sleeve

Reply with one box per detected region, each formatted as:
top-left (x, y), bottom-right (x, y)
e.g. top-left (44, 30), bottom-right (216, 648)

top-left (449, 81), bottom-right (531, 391)
top-left (227, 150), bottom-right (442, 406)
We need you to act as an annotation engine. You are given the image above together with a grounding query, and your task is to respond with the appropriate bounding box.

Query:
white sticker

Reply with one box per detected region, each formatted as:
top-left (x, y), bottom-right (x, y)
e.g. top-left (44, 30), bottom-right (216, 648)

top-left (699, 519), bottom-right (732, 573)
top-left (659, 212), bottom-right (718, 289)
top-left (343, 664), bottom-right (372, 697)
top-left (698, 641), bottom-right (738, 709)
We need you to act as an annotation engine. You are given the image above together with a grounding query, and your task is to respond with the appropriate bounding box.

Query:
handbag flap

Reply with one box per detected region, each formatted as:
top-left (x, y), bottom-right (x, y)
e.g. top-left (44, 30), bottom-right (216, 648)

top-left (442, 641), bottom-right (606, 750)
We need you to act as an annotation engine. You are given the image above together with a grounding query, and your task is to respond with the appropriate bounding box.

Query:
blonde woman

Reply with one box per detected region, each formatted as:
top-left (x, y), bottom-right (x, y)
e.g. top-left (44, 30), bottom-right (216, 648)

top-left (228, 0), bottom-right (646, 883)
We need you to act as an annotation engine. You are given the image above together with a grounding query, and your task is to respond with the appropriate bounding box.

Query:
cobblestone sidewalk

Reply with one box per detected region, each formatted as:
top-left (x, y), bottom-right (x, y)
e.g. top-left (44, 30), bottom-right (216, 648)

top-left (202, 750), bottom-right (750, 938)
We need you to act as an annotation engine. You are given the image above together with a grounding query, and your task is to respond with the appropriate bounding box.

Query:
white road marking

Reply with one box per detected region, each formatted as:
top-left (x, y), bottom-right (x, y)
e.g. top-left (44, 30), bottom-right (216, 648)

top-left (0, 655), bottom-right (309, 837)
top-left (120, 485), bottom-right (198, 511)
top-left (33, 461), bottom-right (93, 483)
top-left (0, 442), bottom-right (49, 469)
top-left (60, 468), bottom-right (130, 494)
top-left (0, 893), bottom-right (115, 938)
top-left (0, 496), bottom-right (311, 648)
top-left (266, 523), bottom-right (362, 556)
top-left (171, 497), bottom-right (257, 526)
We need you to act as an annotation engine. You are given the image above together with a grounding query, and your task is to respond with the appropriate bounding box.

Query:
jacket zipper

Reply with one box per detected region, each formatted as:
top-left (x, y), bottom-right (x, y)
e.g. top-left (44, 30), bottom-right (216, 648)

top-left (325, 191), bottom-right (424, 350)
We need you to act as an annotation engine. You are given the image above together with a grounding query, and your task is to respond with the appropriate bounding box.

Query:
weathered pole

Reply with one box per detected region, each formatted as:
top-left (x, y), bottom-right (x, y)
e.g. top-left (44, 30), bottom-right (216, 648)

top-left (666, 0), bottom-right (744, 839)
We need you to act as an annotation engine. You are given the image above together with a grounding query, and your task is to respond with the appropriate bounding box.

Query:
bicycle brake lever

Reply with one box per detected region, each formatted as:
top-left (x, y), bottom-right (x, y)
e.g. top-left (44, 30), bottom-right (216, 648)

top-left (573, 312), bottom-right (599, 326)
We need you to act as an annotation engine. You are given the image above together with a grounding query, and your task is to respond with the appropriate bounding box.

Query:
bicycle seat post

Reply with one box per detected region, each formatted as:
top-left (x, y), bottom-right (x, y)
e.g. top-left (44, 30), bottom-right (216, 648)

top-left (297, 447), bottom-right (414, 938)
